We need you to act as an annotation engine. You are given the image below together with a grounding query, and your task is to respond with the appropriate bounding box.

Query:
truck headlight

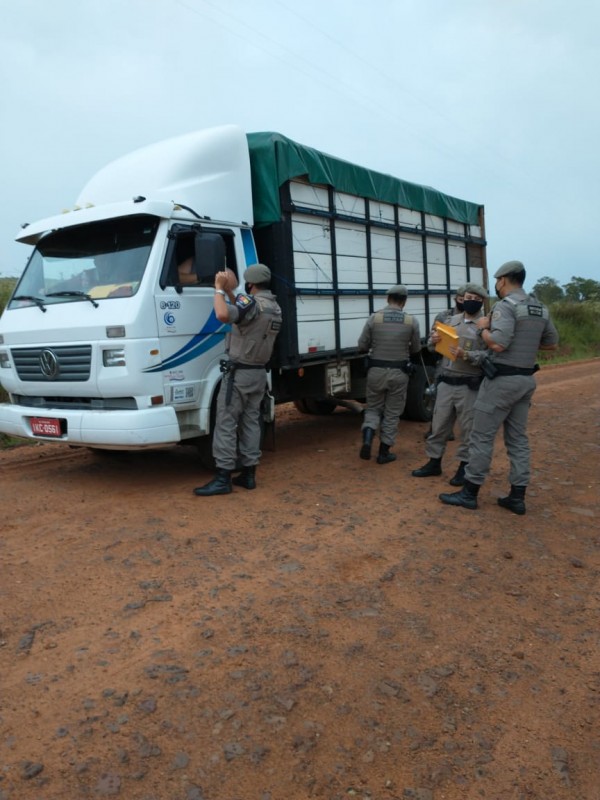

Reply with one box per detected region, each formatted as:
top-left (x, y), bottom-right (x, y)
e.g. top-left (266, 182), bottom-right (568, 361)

top-left (0, 350), bottom-right (10, 369)
top-left (102, 348), bottom-right (126, 367)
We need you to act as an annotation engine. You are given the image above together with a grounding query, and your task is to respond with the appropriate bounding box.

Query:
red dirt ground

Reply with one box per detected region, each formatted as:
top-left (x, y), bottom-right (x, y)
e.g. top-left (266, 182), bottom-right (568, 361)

top-left (0, 359), bottom-right (599, 800)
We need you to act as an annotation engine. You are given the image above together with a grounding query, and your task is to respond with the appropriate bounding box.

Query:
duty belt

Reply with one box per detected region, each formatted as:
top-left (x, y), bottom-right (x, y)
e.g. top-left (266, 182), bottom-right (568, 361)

top-left (368, 358), bottom-right (410, 370)
top-left (493, 364), bottom-right (538, 376)
top-left (220, 360), bottom-right (267, 405)
top-left (439, 374), bottom-right (482, 389)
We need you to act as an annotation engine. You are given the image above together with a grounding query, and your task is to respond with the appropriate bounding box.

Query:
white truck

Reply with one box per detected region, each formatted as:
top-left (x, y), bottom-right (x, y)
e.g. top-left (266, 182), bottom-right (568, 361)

top-left (0, 126), bottom-right (487, 461)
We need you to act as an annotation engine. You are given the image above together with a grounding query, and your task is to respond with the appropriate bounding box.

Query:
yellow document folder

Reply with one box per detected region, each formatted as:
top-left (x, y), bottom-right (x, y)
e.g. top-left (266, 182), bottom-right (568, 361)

top-left (434, 321), bottom-right (459, 360)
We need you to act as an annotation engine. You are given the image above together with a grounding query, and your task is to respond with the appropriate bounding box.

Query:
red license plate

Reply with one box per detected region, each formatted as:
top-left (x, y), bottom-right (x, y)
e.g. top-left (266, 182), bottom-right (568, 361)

top-left (30, 417), bottom-right (63, 437)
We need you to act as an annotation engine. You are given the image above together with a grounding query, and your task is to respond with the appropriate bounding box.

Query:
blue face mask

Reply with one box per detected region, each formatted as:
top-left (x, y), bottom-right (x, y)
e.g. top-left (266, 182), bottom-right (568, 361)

top-left (463, 299), bottom-right (483, 315)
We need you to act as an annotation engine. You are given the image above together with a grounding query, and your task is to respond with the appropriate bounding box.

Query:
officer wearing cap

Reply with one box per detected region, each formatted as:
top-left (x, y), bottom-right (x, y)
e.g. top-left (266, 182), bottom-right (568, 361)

top-left (423, 284), bottom-right (468, 438)
top-left (439, 261), bottom-right (558, 514)
top-left (412, 282), bottom-right (489, 486)
top-left (435, 285), bottom-right (467, 326)
top-left (358, 284), bottom-right (421, 464)
top-left (194, 263), bottom-right (282, 496)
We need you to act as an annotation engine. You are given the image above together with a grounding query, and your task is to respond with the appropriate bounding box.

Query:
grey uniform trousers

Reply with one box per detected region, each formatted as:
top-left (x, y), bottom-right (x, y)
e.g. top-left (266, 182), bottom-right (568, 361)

top-left (212, 368), bottom-right (267, 471)
top-left (425, 382), bottom-right (478, 462)
top-left (465, 374), bottom-right (536, 487)
top-left (362, 367), bottom-right (409, 446)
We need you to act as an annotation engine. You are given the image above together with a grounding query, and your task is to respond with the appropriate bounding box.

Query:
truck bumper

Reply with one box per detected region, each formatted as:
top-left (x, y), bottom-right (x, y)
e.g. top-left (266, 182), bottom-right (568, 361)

top-left (0, 403), bottom-right (181, 449)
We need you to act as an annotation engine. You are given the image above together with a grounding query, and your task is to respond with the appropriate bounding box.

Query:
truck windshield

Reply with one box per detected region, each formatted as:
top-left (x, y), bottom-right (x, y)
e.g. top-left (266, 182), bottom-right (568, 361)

top-left (9, 215), bottom-right (159, 309)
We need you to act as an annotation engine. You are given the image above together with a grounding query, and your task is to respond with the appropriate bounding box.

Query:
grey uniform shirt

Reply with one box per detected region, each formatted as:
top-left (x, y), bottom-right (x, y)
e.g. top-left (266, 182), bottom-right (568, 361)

top-left (225, 290), bottom-right (282, 365)
top-left (490, 289), bottom-right (558, 368)
top-left (437, 311), bottom-right (488, 377)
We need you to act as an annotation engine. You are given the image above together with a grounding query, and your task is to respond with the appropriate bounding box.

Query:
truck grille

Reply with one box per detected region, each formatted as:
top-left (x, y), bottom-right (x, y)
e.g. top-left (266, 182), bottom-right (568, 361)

top-left (11, 345), bottom-right (92, 382)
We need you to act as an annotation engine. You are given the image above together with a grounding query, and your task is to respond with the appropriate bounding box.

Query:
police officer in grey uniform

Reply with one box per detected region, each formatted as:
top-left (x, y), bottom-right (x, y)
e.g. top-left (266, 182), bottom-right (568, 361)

top-left (439, 261), bottom-right (558, 513)
top-left (412, 283), bottom-right (488, 485)
top-left (422, 285), bottom-right (467, 439)
top-left (194, 263), bottom-right (282, 496)
top-left (358, 284), bottom-right (421, 464)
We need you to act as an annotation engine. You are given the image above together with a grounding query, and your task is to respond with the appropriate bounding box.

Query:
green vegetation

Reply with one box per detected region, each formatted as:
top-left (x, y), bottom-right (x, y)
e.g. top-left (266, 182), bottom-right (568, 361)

top-left (0, 278), bottom-right (18, 445)
top-left (544, 301), bottom-right (600, 363)
top-left (531, 275), bottom-right (600, 363)
top-left (0, 276), bottom-right (17, 311)
top-left (532, 275), bottom-right (600, 305)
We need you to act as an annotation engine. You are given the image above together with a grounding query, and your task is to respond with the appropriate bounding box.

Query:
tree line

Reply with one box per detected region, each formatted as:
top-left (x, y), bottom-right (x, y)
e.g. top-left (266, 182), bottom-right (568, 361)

top-left (532, 276), bottom-right (600, 305)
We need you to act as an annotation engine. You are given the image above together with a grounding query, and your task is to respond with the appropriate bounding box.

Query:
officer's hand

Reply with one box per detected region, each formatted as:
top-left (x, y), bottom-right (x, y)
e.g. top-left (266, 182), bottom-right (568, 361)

top-left (476, 316), bottom-right (490, 330)
top-left (430, 331), bottom-right (441, 344)
top-left (214, 271), bottom-right (228, 290)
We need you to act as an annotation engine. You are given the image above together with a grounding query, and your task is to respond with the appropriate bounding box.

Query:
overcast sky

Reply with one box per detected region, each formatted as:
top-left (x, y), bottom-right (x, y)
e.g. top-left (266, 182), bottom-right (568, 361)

top-left (1, 0), bottom-right (598, 290)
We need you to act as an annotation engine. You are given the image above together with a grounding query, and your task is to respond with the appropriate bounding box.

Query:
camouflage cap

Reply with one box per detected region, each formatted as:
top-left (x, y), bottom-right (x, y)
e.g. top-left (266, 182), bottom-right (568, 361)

top-left (387, 284), bottom-right (408, 296)
top-left (463, 282), bottom-right (488, 299)
top-left (494, 260), bottom-right (525, 279)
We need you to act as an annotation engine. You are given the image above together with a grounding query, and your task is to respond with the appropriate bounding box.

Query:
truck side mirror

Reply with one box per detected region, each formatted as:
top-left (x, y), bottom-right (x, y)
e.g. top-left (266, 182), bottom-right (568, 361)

top-left (194, 233), bottom-right (225, 283)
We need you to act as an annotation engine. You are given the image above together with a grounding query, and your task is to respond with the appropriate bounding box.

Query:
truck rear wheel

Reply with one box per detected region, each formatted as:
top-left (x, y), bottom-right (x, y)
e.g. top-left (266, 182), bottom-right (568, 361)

top-left (292, 398), bottom-right (337, 415)
top-left (403, 365), bottom-right (436, 422)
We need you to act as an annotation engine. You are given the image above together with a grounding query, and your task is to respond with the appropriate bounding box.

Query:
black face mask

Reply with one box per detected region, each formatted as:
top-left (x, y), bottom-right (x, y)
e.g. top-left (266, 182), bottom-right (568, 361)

top-left (495, 281), bottom-right (503, 299)
top-left (463, 299), bottom-right (483, 315)
top-left (455, 300), bottom-right (464, 312)
top-left (245, 282), bottom-right (253, 294)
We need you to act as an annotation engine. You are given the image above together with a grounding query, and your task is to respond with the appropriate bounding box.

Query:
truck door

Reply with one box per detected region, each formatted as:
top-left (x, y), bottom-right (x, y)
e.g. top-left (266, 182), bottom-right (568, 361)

top-left (151, 227), bottom-right (238, 417)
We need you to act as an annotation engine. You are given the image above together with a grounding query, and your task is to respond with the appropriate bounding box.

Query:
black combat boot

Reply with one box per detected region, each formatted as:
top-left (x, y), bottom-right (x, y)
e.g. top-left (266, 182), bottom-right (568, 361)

top-left (439, 479), bottom-right (480, 510)
top-left (497, 485), bottom-right (526, 515)
top-left (448, 461), bottom-right (467, 486)
top-left (376, 442), bottom-right (397, 465)
top-left (411, 457), bottom-right (442, 477)
top-left (359, 427), bottom-right (375, 460)
top-left (193, 469), bottom-right (232, 496)
top-left (232, 466), bottom-right (257, 490)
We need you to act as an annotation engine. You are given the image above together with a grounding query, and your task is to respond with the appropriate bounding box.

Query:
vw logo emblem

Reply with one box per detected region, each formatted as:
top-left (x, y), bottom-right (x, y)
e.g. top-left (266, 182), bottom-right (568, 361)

top-left (39, 349), bottom-right (60, 379)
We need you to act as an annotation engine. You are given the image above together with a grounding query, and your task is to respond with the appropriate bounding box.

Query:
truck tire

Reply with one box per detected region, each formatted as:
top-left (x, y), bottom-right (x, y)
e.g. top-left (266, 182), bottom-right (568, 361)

top-left (292, 398), bottom-right (337, 415)
top-left (196, 434), bottom-right (216, 471)
top-left (403, 365), bottom-right (436, 422)
top-left (196, 385), bottom-right (219, 470)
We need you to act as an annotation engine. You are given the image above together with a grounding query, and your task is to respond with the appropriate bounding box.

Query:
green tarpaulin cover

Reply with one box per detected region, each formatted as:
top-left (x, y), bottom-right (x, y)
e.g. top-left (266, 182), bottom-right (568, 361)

top-left (247, 131), bottom-right (481, 227)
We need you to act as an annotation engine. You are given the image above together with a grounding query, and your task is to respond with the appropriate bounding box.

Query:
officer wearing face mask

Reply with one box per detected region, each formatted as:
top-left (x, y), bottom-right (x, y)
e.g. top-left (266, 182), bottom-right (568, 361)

top-left (194, 263), bottom-right (282, 496)
top-left (439, 261), bottom-right (558, 514)
top-left (412, 283), bottom-right (488, 486)
top-left (422, 285), bottom-right (467, 439)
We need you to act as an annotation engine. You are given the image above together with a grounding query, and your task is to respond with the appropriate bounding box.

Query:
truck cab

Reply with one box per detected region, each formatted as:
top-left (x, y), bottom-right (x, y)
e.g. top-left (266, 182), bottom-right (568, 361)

top-left (0, 126), bottom-right (256, 451)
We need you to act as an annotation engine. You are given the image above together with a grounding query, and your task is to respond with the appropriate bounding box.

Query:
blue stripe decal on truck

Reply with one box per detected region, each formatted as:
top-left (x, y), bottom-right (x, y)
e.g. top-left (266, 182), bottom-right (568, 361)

top-left (241, 228), bottom-right (257, 266)
top-left (143, 310), bottom-right (229, 373)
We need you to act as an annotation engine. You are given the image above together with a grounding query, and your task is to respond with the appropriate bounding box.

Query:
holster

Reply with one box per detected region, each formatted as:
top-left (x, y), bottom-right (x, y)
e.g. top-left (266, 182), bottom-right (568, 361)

top-left (481, 357), bottom-right (499, 380)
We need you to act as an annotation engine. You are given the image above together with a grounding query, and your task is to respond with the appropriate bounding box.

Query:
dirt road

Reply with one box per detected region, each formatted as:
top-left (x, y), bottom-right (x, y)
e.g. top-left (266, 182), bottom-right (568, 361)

top-left (1, 360), bottom-right (599, 800)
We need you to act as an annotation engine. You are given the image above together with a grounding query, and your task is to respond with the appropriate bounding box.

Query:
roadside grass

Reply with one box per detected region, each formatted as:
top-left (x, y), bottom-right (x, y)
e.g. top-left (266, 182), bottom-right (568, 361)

top-left (0, 278), bottom-right (19, 446)
top-left (541, 301), bottom-right (600, 363)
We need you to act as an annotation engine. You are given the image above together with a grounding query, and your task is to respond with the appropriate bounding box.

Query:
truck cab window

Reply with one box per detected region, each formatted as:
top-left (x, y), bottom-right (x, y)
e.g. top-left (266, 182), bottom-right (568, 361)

top-left (10, 215), bottom-right (158, 308)
top-left (166, 229), bottom-right (237, 289)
